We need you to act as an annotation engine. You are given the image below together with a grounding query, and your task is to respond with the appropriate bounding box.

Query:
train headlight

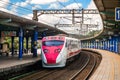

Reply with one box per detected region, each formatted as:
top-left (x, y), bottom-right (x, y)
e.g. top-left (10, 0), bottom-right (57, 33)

top-left (43, 49), bottom-right (49, 53)
top-left (55, 48), bottom-right (61, 53)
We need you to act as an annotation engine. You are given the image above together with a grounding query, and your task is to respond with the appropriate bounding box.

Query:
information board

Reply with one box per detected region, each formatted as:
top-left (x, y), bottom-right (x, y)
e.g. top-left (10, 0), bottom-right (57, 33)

top-left (115, 7), bottom-right (120, 21)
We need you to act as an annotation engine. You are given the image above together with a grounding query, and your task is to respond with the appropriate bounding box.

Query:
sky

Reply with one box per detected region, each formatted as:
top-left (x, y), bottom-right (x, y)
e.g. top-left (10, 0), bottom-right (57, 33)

top-left (0, 0), bottom-right (102, 34)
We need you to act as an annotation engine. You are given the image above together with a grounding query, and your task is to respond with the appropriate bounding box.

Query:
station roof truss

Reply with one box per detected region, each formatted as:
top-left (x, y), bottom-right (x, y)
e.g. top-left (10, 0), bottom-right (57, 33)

top-left (0, 10), bottom-right (67, 37)
top-left (32, 9), bottom-right (99, 39)
top-left (92, 0), bottom-right (120, 40)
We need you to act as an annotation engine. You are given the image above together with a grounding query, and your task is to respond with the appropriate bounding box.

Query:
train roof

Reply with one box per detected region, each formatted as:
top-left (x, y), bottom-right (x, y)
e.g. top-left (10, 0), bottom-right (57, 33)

top-left (42, 35), bottom-right (80, 41)
top-left (65, 37), bottom-right (79, 40)
top-left (42, 36), bottom-right (65, 41)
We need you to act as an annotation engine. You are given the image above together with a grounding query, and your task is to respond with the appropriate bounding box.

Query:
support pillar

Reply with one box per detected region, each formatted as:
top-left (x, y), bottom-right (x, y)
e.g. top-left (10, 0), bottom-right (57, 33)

top-left (109, 38), bottom-right (112, 52)
top-left (106, 40), bottom-right (109, 50)
top-left (19, 28), bottom-right (23, 59)
top-left (96, 41), bottom-right (98, 49)
top-left (113, 36), bottom-right (118, 53)
top-left (26, 37), bottom-right (29, 53)
top-left (94, 41), bottom-right (96, 49)
top-left (92, 41), bottom-right (94, 48)
top-left (118, 35), bottom-right (120, 54)
top-left (41, 31), bottom-right (46, 38)
top-left (33, 30), bottom-right (38, 57)
top-left (101, 41), bottom-right (104, 49)
top-left (107, 40), bottom-right (110, 51)
top-left (31, 36), bottom-right (33, 53)
top-left (103, 41), bottom-right (105, 50)
top-left (11, 36), bottom-right (14, 56)
top-left (111, 37), bottom-right (114, 51)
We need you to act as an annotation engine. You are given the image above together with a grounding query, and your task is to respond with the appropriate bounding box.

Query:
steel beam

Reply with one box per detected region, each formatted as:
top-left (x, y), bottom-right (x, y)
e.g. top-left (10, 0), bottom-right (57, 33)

top-left (36, 9), bottom-right (98, 15)
top-left (0, 18), bottom-right (12, 23)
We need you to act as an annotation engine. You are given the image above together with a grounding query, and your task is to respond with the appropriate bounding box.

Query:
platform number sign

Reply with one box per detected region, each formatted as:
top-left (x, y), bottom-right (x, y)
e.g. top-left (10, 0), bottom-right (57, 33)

top-left (115, 7), bottom-right (120, 21)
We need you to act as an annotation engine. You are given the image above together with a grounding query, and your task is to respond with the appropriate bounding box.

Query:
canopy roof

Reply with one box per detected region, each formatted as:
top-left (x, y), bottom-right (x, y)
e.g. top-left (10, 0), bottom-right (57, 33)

top-left (93, 0), bottom-right (120, 39)
top-left (0, 10), bottom-right (67, 37)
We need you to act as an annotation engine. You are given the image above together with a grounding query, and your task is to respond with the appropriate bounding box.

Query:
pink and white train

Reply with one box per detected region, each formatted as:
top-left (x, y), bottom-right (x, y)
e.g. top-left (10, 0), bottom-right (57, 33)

top-left (41, 35), bottom-right (81, 68)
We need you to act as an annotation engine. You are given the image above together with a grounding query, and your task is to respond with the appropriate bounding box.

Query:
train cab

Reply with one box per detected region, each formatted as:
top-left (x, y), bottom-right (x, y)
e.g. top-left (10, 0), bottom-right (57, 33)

top-left (41, 36), bottom-right (66, 67)
top-left (41, 35), bottom-right (81, 68)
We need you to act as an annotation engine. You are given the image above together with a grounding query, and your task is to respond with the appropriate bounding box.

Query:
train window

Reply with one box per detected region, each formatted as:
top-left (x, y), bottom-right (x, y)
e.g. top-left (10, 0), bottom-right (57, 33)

top-left (43, 40), bottom-right (64, 46)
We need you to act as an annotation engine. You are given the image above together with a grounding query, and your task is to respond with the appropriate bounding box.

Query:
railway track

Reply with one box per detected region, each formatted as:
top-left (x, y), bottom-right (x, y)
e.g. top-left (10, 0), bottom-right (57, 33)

top-left (69, 51), bottom-right (98, 80)
top-left (13, 50), bottom-right (101, 80)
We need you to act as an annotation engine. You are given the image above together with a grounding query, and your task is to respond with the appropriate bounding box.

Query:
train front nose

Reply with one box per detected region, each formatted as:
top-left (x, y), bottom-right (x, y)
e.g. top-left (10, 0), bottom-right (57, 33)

top-left (45, 53), bottom-right (59, 64)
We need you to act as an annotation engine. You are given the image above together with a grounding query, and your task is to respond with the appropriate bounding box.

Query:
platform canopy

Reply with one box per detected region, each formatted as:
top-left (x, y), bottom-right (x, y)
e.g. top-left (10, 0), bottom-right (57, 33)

top-left (0, 10), bottom-right (67, 38)
top-left (93, 0), bottom-right (120, 39)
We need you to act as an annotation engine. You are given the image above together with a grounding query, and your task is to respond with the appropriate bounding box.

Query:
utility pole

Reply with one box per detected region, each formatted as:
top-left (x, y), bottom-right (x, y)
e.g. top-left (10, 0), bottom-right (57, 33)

top-left (32, 10), bottom-right (38, 21)
top-left (72, 9), bottom-right (75, 24)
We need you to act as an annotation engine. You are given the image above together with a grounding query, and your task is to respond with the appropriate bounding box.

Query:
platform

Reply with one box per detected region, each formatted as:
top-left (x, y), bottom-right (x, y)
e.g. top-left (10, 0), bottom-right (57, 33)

top-left (0, 53), bottom-right (41, 73)
top-left (85, 49), bottom-right (120, 80)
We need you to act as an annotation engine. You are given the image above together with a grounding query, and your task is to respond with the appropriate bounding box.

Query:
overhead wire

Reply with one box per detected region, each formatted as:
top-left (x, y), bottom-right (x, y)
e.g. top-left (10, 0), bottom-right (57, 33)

top-left (19, 0), bottom-right (33, 7)
top-left (56, 0), bottom-right (66, 8)
top-left (0, 0), bottom-right (58, 23)
top-left (1, 0), bottom-right (94, 26)
top-left (1, 0), bottom-right (32, 12)
top-left (54, 0), bottom-right (76, 24)
top-left (18, 0), bottom-right (57, 25)
top-left (39, 18), bottom-right (56, 26)
top-left (73, 0), bottom-right (82, 9)
top-left (0, 0), bottom-right (33, 18)
top-left (0, 5), bottom-right (32, 19)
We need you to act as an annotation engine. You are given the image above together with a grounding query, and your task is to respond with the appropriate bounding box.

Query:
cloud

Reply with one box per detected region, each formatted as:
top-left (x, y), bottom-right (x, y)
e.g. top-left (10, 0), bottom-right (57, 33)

top-left (0, 0), bottom-right (9, 8)
top-left (10, 2), bottom-right (20, 14)
top-left (16, 0), bottom-right (31, 7)
top-left (22, 13), bottom-right (33, 19)
top-left (0, 0), bottom-right (15, 14)
top-left (0, 8), bottom-right (15, 15)
top-left (87, 0), bottom-right (96, 9)
top-left (10, 0), bottom-right (31, 15)
top-left (20, 0), bottom-right (30, 7)
top-left (85, 0), bottom-right (103, 30)
top-left (64, 3), bottom-right (82, 9)
top-left (30, 3), bottom-right (83, 32)
top-left (32, 5), bottom-right (41, 10)
top-left (31, 0), bottom-right (68, 4)
top-left (48, 3), bottom-right (60, 9)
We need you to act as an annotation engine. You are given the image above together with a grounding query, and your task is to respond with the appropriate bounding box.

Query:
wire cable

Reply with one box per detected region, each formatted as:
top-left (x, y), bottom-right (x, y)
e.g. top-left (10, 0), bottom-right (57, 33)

top-left (0, 4), bottom-right (32, 19)
top-left (0, 0), bottom-right (32, 12)
top-left (0, 1), bottom-right (33, 18)
top-left (56, 0), bottom-right (66, 9)
top-left (73, 0), bottom-right (81, 9)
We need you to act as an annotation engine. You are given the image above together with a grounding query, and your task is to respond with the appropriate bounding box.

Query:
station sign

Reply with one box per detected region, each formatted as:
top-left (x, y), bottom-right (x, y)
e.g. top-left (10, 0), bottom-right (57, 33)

top-left (115, 7), bottom-right (120, 21)
top-left (1, 31), bottom-right (16, 37)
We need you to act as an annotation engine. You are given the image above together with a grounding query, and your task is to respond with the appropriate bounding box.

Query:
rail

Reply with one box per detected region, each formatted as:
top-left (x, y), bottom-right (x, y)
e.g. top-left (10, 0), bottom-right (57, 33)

top-left (10, 50), bottom-right (102, 80)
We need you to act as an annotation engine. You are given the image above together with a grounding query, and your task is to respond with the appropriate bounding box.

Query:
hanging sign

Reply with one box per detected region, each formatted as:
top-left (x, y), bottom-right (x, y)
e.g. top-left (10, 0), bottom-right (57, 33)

top-left (115, 7), bottom-right (120, 21)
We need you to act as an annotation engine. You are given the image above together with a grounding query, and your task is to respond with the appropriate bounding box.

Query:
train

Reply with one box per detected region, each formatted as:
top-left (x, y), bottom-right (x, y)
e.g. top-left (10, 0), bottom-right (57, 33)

top-left (41, 35), bottom-right (81, 68)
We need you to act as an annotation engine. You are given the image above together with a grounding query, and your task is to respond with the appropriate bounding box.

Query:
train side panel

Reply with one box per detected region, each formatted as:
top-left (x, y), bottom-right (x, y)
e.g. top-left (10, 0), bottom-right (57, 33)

top-left (65, 37), bottom-right (81, 59)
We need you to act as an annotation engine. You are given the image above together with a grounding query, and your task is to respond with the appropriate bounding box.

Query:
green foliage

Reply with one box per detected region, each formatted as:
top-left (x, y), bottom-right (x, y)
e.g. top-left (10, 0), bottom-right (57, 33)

top-left (3, 37), bottom-right (32, 50)
top-left (78, 30), bottom-right (101, 39)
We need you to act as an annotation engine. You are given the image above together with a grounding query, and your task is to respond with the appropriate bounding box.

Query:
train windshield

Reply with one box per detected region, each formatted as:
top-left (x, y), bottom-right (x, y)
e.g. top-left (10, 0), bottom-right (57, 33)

top-left (43, 40), bottom-right (64, 46)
